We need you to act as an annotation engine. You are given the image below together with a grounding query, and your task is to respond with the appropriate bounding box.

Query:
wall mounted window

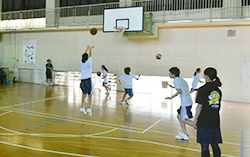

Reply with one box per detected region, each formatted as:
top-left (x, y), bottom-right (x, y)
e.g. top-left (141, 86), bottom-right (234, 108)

top-left (242, 0), bottom-right (250, 6)
top-left (135, 0), bottom-right (223, 12)
top-left (60, 0), bottom-right (119, 17)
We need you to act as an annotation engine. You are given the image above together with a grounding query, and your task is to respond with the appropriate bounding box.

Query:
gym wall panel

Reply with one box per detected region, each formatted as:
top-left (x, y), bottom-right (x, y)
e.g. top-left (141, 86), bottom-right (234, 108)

top-left (0, 25), bottom-right (250, 102)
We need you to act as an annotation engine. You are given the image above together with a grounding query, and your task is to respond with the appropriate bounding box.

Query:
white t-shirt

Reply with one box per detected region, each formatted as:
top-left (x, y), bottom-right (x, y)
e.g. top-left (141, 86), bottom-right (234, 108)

top-left (80, 57), bottom-right (92, 80)
top-left (192, 73), bottom-right (201, 89)
top-left (119, 74), bottom-right (136, 89)
top-left (103, 70), bottom-right (108, 83)
top-left (173, 77), bottom-right (193, 106)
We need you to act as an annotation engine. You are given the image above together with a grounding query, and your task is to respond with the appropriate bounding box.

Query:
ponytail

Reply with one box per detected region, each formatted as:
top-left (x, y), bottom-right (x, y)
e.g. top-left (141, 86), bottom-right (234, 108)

top-left (82, 53), bottom-right (88, 63)
top-left (204, 67), bottom-right (222, 87)
top-left (214, 76), bottom-right (222, 87)
top-left (102, 65), bottom-right (108, 72)
top-left (194, 68), bottom-right (201, 76)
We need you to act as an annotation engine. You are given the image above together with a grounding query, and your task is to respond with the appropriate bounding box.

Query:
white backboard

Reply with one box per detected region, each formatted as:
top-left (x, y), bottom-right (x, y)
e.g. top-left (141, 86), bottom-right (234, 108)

top-left (103, 7), bottom-right (144, 32)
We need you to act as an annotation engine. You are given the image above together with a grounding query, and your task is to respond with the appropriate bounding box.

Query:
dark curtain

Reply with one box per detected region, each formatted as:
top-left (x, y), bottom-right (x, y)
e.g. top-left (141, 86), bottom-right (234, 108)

top-left (60, 0), bottom-right (118, 7)
top-left (2, 0), bottom-right (45, 12)
top-left (2, 0), bottom-right (46, 20)
top-left (191, 0), bottom-right (223, 9)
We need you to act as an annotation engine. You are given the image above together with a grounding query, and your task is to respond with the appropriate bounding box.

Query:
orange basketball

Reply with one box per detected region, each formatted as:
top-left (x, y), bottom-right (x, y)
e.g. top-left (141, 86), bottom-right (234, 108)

top-left (90, 28), bottom-right (97, 35)
top-left (97, 71), bottom-right (101, 76)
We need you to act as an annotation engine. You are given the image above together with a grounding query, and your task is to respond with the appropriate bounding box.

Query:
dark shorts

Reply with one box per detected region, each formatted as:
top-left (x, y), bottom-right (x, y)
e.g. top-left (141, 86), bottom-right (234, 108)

top-left (103, 82), bottom-right (108, 86)
top-left (46, 72), bottom-right (52, 79)
top-left (125, 88), bottom-right (133, 96)
top-left (177, 106), bottom-right (193, 119)
top-left (197, 128), bottom-right (222, 144)
top-left (190, 88), bottom-right (198, 92)
top-left (80, 78), bottom-right (92, 95)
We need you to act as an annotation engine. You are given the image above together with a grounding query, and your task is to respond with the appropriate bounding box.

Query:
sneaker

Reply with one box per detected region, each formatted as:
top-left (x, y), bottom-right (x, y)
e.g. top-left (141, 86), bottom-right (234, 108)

top-left (86, 108), bottom-right (92, 116)
top-left (105, 91), bottom-right (110, 95)
top-left (79, 107), bottom-right (86, 114)
top-left (121, 101), bottom-right (124, 105)
top-left (175, 131), bottom-right (189, 140)
top-left (46, 83), bottom-right (49, 86)
top-left (125, 99), bottom-right (129, 105)
top-left (50, 83), bottom-right (53, 86)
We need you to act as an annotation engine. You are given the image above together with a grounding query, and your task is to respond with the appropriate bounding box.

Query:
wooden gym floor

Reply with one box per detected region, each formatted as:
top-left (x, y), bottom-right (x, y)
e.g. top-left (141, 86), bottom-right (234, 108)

top-left (0, 83), bottom-right (249, 157)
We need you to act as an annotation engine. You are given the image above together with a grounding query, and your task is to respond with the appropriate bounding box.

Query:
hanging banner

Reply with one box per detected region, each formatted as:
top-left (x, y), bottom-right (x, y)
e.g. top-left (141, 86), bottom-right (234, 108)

top-left (23, 38), bottom-right (36, 64)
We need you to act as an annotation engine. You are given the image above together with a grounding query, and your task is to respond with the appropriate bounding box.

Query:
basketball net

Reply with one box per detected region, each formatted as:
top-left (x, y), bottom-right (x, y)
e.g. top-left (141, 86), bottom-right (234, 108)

top-left (113, 27), bottom-right (125, 38)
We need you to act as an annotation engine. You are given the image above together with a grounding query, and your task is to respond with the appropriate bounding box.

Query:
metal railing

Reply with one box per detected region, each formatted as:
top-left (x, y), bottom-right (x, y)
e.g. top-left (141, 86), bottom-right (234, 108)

top-left (0, 0), bottom-right (249, 30)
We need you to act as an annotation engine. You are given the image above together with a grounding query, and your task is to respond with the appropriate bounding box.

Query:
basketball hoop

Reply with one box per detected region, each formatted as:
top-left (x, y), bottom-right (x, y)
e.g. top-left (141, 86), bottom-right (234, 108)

top-left (113, 26), bottom-right (125, 37)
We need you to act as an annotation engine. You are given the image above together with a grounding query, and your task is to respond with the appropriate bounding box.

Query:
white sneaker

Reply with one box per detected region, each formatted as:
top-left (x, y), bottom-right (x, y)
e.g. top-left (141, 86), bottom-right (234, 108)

top-left (50, 83), bottom-right (53, 86)
top-left (46, 83), bottom-right (49, 86)
top-left (175, 131), bottom-right (189, 140)
top-left (121, 101), bottom-right (125, 105)
top-left (79, 107), bottom-right (86, 114)
top-left (86, 108), bottom-right (92, 116)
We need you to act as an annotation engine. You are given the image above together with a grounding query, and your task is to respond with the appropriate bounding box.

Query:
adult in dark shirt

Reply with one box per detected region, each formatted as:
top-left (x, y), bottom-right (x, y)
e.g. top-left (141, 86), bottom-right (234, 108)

top-left (193, 67), bottom-right (222, 157)
top-left (45, 59), bottom-right (53, 86)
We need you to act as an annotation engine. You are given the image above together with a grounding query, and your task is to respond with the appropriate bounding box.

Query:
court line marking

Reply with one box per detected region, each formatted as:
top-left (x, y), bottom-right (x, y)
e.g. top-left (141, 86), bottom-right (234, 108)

top-left (0, 115), bottom-right (235, 157)
top-left (1, 98), bottom-right (143, 133)
top-left (0, 122), bottom-right (239, 157)
top-left (23, 108), bottom-right (143, 131)
top-left (86, 135), bottom-right (236, 157)
top-left (2, 96), bottom-right (166, 133)
top-left (1, 108), bottom-right (129, 132)
top-left (0, 109), bottom-right (250, 147)
top-left (0, 95), bottom-right (65, 110)
top-left (1, 108), bottom-right (248, 148)
top-left (26, 112), bottom-right (81, 130)
top-left (25, 98), bottom-right (123, 130)
top-left (0, 111), bottom-right (12, 116)
top-left (1, 99), bottom-right (248, 148)
top-left (0, 86), bottom-right (28, 91)
top-left (84, 128), bottom-right (118, 137)
top-left (0, 113), bottom-right (236, 157)
top-left (142, 115), bottom-right (168, 133)
top-left (0, 130), bottom-right (236, 157)
top-left (0, 140), bottom-right (97, 157)
top-left (0, 125), bottom-right (118, 138)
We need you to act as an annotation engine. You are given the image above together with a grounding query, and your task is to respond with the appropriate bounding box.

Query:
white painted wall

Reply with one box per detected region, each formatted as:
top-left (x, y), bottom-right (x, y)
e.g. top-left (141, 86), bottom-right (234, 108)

top-left (0, 24), bottom-right (249, 102)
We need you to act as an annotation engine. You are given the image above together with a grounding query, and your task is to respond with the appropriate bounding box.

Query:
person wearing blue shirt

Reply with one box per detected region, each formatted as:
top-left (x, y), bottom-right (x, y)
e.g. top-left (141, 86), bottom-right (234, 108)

top-left (45, 59), bottom-right (53, 86)
top-left (190, 68), bottom-right (204, 93)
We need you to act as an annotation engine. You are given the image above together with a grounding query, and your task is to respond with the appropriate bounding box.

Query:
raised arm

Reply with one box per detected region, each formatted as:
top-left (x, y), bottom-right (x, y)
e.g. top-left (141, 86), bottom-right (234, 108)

top-left (89, 46), bottom-right (95, 57)
top-left (84, 46), bottom-right (90, 54)
top-left (135, 75), bottom-right (140, 80)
